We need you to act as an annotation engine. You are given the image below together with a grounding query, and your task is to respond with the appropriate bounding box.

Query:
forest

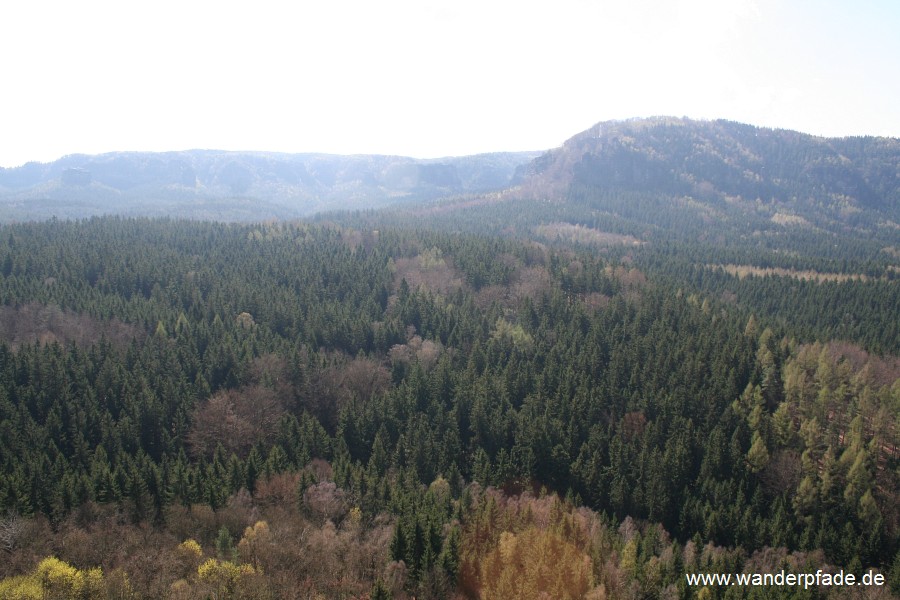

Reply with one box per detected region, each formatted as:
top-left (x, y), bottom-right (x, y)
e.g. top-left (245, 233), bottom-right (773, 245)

top-left (0, 216), bottom-right (897, 598)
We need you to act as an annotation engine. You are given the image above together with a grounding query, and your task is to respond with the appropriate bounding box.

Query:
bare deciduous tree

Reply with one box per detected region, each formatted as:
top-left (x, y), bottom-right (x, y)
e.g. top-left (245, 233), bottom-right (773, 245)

top-left (0, 511), bottom-right (25, 552)
top-left (309, 355), bottom-right (391, 430)
top-left (303, 482), bottom-right (349, 523)
top-left (187, 385), bottom-right (285, 459)
top-left (187, 392), bottom-right (254, 459)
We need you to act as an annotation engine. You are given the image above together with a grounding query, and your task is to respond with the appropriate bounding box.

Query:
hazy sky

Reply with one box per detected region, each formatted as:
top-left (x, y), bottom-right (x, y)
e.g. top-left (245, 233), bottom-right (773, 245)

top-left (1, 0), bottom-right (898, 167)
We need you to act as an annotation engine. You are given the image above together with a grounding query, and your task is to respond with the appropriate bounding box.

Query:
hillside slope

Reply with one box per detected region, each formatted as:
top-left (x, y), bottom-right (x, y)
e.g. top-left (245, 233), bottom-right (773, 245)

top-left (517, 117), bottom-right (900, 236)
top-left (348, 118), bottom-right (900, 275)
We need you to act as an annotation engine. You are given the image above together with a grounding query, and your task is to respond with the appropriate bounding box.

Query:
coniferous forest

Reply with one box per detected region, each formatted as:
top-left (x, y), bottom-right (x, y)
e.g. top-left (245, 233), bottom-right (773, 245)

top-left (0, 120), bottom-right (899, 599)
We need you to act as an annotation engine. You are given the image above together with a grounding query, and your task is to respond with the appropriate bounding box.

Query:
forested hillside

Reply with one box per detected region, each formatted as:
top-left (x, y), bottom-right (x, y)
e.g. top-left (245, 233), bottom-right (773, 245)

top-left (0, 218), bottom-right (897, 598)
top-left (329, 118), bottom-right (900, 356)
top-left (346, 119), bottom-right (895, 256)
top-left (520, 117), bottom-right (900, 236)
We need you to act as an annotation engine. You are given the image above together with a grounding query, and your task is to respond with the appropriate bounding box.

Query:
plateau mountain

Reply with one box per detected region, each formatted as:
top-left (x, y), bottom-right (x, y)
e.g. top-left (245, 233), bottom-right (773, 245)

top-left (0, 150), bottom-right (540, 221)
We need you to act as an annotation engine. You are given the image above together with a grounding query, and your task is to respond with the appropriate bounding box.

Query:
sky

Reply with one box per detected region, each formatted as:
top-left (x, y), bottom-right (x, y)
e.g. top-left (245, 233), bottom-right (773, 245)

top-left (1, 0), bottom-right (899, 167)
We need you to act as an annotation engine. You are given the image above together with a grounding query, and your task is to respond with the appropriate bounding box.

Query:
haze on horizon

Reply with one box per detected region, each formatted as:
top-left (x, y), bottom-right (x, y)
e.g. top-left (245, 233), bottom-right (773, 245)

top-left (1, 0), bottom-right (899, 168)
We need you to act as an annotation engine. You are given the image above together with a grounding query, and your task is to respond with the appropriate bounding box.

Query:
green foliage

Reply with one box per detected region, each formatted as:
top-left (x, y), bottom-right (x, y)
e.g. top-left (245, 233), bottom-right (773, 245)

top-left (0, 216), bottom-right (896, 596)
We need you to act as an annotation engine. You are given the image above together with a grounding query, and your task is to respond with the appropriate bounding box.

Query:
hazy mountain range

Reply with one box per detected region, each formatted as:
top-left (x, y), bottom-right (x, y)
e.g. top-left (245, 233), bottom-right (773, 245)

top-left (2, 117), bottom-right (898, 235)
top-left (0, 150), bottom-right (541, 221)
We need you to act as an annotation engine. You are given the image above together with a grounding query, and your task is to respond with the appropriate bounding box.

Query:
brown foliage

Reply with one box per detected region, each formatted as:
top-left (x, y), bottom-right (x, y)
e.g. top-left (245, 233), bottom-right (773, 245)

top-left (165, 504), bottom-right (252, 551)
top-left (307, 355), bottom-right (391, 431)
top-left (478, 527), bottom-right (593, 600)
top-left (0, 302), bottom-right (143, 349)
top-left (759, 449), bottom-right (802, 495)
top-left (248, 353), bottom-right (293, 393)
top-left (389, 334), bottom-right (443, 372)
top-left (253, 472), bottom-right (302, 509)
top-left (187, 385), bottom-right (285, 459)
top-left (459, 490), bottom-right (597, 598)
top-left (474, 284), bottom-right (509, 310)
top-left (338, 356), bottom-right (392, 402)
top-left (0, 515), bottom-right (55, 579)
top-left (620, 411), bottom-right (648, 441)
top-left (308, 458), bottom-right (334, 483)
top-left (534, 222), bottom-right (643, 248)
top-left (302, 482), bottom-right (349, 523)
top-left (474, 264), bottom-right (555, 311)
top-left (607, 265), bottom-right (648, 289)
top-left (0, 480), bottom-right (396, 600)
top-left (826, 341), bottom-right (900, 388)
top-left (715, 263), bottom-right (872, 283)
top-left (392, 248), bottom-right (465, 296)
top-left (581, 292), bottom-right (611, 311)
top-left (512, 265), bottom-right (553, 301)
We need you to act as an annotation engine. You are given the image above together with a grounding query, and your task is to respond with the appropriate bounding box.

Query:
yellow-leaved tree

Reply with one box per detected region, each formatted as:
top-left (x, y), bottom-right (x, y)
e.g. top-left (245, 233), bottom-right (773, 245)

top-left (0, 556), bottom-right (117, 600)
top-left (478, 527), bottom-right (594, 600)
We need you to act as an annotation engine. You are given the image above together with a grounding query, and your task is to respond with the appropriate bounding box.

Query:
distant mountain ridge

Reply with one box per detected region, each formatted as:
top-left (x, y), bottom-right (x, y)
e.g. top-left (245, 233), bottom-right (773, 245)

top-left (515, 117), bottom-right (900, 234)
top-left (3, 118), bottom-right (899, 234)
top-left (0, 149), bottom-right (541, 221)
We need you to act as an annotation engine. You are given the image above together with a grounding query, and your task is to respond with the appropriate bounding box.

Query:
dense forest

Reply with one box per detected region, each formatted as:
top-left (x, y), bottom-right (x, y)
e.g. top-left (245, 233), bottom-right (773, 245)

top-left (1, 115), bottom-right (899, 600)
top-left (0, 217), bottom-right (897, 598)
